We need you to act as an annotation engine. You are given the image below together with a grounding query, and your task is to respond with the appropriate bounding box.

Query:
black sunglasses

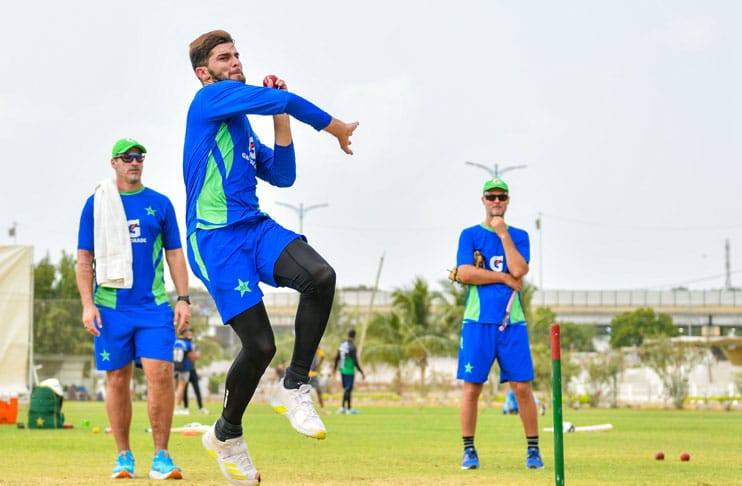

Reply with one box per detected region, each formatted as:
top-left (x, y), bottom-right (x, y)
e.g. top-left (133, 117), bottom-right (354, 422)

top-left (117, 152), bottom-right (146, 163)
top-left (483, 194), bottom-right (509, 202)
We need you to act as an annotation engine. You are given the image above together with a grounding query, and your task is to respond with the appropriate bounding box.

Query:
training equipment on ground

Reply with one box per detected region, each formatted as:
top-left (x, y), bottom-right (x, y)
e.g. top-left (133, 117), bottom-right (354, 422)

top-left (544, 422), bottom-right (613, 433)
top-left (655, 451), bottom-right (665, 460)
top-left (680, 452), bottom-right (690, 462)
top-left (145, 422), bottom-right (210, 434)
top-left (551, 324), bottom-right (565, 486)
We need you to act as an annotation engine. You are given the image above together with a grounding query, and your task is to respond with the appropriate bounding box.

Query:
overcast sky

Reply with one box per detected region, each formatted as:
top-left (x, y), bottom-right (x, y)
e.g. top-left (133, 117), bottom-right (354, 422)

top-left (2, 1), bottom-right (741, 293)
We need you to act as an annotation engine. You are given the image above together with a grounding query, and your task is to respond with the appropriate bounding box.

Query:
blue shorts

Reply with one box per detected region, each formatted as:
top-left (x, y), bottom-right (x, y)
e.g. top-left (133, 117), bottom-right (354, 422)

top-left (341, 373), bottom-right (355, 391)
top-left (187, 217), bottom-right (302, 323)
top-left (94, 308), bottom-right (176, 371)
top-left (457, 323), bottom-right (534, 384)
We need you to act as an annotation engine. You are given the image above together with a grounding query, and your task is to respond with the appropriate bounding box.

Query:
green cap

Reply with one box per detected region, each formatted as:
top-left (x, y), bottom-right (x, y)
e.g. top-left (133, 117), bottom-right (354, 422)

top-left (483, 178), bottom-right (509, 193)
top-left (111, 138), bottom-right (147, 157)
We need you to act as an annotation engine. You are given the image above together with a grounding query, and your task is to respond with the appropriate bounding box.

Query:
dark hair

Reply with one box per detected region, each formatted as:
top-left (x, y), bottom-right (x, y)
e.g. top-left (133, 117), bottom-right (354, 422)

top-left (189, 29), bottom-right (235, 70)
top-left (348, 329), bottom-right (356, 338)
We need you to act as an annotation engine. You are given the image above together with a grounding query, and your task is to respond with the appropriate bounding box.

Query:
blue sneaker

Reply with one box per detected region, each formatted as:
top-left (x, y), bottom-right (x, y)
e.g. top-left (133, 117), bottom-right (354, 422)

top-left (112, 450), bottom-right (135, 479)
top-left (461, 446), bottom-right (480, 470)
top-left (149, 449), bottom-right (183, 480)
top-left (526, 447), bottom-right (544, 469)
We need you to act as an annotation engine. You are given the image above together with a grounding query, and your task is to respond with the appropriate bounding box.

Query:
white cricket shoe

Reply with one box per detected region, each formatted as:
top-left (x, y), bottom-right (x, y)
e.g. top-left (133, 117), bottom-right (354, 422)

top-left (202, 426), bottom-right (260, 486)
top-left (270, 378), bottom-right (327, 440)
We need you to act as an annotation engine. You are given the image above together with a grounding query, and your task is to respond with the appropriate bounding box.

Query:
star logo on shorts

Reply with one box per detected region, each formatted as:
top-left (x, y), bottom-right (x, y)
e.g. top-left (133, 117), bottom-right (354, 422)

top-left (100, 350), bottom-right (111, 361)
top-left (234, 279), bottom-right (252, 297)
top-left (465, 362), bottom-right (474, 374)
top-left (145, 206), bottom-right (156, 216)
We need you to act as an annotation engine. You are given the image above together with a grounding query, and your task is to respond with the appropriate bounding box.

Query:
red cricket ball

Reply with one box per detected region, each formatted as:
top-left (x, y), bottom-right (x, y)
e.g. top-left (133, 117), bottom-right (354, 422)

top-left (680, 452), bottom-right (690, 462)
top-left (654, 451), bottom-right (664, 460)
top-left (263, 74), bottom-right (279, 88)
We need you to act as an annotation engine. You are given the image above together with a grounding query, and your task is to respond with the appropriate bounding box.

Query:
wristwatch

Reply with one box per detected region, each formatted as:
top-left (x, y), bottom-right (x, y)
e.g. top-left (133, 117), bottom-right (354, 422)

top-left (177, 295), bottom-right (191, 305)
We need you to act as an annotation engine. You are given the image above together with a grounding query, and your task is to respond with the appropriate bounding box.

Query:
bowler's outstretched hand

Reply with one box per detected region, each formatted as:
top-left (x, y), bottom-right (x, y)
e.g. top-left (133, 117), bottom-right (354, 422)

top-left (324, 118), bottom-right (359, 155)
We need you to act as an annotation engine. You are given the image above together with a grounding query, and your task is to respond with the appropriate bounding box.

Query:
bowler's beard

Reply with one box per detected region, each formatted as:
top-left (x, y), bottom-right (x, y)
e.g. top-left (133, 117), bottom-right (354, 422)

top-left (208, 68), bottom-right (246, 83)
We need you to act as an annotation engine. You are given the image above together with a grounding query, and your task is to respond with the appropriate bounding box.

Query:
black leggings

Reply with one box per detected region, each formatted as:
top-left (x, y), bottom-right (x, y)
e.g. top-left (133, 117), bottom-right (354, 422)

top-left (220, 239), bottom-right (335, 425)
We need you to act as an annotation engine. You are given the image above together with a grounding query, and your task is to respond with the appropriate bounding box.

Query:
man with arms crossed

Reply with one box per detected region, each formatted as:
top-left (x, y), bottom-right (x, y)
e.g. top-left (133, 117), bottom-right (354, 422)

top-left (453, 178), bottom-right (543, 471)
top-left (76, 138), bottom-right (191, 479)
top-left (184, 30), bottom-right (358, 485)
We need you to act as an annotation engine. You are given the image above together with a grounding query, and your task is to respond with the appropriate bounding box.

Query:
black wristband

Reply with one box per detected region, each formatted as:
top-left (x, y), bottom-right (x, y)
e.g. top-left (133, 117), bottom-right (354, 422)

top-left (177, 295), bottom-right (191, 305)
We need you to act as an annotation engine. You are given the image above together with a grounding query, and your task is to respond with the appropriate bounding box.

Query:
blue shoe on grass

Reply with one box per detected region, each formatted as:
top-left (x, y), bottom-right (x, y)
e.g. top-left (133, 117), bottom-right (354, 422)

top-left (461, 446), bottom-right (480, 469)
top-left (149, 449), bottom-right (183, 480)
top-left (112, 450), bottom-right (135, 479)
top-left (526, 447), bottom-right (544, 469)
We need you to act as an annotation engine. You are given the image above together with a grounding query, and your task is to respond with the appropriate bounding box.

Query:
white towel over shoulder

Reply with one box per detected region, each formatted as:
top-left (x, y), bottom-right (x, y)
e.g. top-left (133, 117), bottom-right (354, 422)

top-left (93, 179), bottom-right (133, 288)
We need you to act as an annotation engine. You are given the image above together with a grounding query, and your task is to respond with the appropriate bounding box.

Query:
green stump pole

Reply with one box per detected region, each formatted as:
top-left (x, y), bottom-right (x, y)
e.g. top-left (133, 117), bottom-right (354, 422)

top-left (551, 323), bottom-right (565, 486)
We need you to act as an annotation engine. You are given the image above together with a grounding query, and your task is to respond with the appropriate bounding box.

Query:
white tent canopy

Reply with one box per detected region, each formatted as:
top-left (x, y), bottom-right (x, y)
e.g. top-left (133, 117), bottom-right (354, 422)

top-left (0, 246), bottom-right (33, 395)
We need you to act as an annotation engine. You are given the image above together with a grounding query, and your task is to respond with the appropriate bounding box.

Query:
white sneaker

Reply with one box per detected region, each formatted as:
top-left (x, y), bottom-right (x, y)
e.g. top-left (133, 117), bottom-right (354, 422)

top-left (202, 426), bottom-right (260, 486)
top-left (270, 378), bottom-right (327, 439)
top-left (199, 408), bottom-right (210, 415)
top-left (174, 407), bottom-right (190, 416)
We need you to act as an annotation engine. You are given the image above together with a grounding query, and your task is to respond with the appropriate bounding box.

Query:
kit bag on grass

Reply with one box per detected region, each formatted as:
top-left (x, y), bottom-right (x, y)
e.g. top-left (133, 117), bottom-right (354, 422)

top-left (28, 381), bottom-right (65, 429)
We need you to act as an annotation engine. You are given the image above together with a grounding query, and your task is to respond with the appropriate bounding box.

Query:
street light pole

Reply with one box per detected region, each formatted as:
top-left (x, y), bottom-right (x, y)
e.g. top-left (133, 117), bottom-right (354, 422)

top-left (464, 161), bottom-right (528, 179)
top-left (275, 201), bottom-right (328, 234)
top-left (536, 212), bottom-right (543, 290)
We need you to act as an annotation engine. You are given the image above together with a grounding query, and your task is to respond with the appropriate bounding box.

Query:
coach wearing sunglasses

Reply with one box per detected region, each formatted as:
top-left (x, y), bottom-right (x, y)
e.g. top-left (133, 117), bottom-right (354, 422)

top-left (75, 138), bottom-right (191, 479)
top-left (452, 177), bottom-right (544, 472)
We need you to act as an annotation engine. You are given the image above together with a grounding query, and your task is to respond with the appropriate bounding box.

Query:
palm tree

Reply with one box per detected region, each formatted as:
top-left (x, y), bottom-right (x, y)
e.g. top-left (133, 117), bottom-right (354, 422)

top-left (364, 277), bottom-right (454, 396)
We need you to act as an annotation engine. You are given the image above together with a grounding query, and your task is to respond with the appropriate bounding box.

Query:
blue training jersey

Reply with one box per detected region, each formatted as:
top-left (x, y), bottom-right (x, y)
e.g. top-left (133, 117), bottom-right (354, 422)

top-left (182, 80), bottom-right (332, 235)
top-left (173, 337), bottom-right (192, 372)
top-left (456, 223), bottom-right (530, 325)
top-left (77, 186), bottom-right (182, 313)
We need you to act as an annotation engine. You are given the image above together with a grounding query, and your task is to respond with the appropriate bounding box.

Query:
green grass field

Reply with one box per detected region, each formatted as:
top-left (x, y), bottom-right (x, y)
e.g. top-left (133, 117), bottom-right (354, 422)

top-left (0, 399), bottom-right (740, 485)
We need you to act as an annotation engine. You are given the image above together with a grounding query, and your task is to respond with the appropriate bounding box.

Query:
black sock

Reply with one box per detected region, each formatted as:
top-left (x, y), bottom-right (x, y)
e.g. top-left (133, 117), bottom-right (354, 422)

top-left (284, 367), bottom-right (309, 389)
top-left (527, 436), bottom-right (539, 449)
top-left (463, 436), bottom-right (475, 450)
top-left (215, 416), bottom-right (243, 442)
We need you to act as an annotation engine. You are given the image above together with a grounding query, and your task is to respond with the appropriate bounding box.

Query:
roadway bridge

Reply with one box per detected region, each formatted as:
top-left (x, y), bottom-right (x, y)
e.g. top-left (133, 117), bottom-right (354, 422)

top-left (532, 289), bottom-right (742, 330)
top-left (257, 288), bottom-right (742, 333)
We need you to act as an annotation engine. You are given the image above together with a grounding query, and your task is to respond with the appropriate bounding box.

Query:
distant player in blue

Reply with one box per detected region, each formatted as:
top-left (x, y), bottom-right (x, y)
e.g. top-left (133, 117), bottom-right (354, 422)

top-left (173, 328), bottom-right (194, 415)
top-left (453, 177), bottom-right (544, 471)
top-left (76, 138), bottom-right (191, 480)
top-left (184, 30), bottom-right (358, 485)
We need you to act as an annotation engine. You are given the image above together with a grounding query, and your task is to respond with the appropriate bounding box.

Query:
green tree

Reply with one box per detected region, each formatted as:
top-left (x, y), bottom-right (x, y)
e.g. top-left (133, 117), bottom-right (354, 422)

top-left (56, 251), bottom-right (79, 298)
top-left (364, 311), bottom-right (407, 395)
top-left (529, 306), bottom-right (595, 352)
top-left (33, 252), bottom-right (90, 355)
top-left (582, 350), bottom-right (624, 407)
top-left (531, 343), bottom-right (579, 404)
top-left (364, 277), bottom-right (454, 395)
top-left (609, 307), bottom-right (678, 349)
top-left (437, 278), bottom-right (467, 336)
top-left (34, 253), bottom-right (56, 299)
top-left (637, 336), bottom-right (704, 409)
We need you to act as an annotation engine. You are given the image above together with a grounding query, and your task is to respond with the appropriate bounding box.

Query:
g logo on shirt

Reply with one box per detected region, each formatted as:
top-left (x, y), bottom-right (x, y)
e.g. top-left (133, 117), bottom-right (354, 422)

top-left (128, 219), bottom-right (141, 238)
top-left (489, 255), bottom-right (504, 272)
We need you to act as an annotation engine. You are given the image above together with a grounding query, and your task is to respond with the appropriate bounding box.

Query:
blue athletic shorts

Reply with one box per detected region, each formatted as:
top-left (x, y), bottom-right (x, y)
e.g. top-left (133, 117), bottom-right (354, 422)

top-left (341, 373), bottom-right (355, 391)
top-left (94, 308), bottom-right (176, 371)
top-left (457, 323), bottom-right (534, 384)
top-left (187, 217), bottom-right (302, 323)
